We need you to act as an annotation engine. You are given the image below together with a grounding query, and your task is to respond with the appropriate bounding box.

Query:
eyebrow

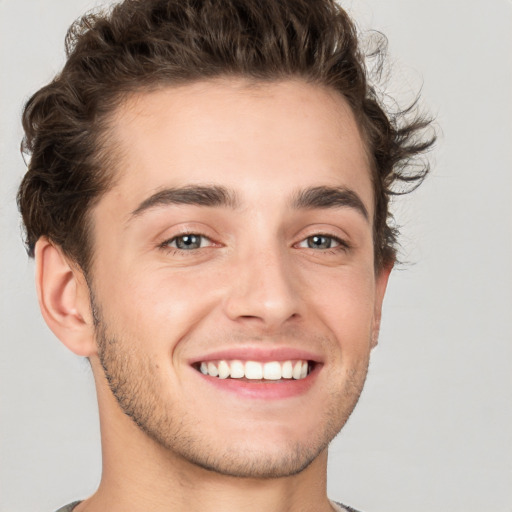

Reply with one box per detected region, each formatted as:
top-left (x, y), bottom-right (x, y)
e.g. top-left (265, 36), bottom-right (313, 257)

top-left (129, 183), bottom-right (369, 222)
top-left (130, 184), bottom-right (239, 217)
top-left (291, 186), bottom-right (369, 221)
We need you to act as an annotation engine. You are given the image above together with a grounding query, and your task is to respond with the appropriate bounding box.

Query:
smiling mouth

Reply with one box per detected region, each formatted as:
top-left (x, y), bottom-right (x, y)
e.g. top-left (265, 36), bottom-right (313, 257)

top-left (193, 359), bottom-right (315, 381)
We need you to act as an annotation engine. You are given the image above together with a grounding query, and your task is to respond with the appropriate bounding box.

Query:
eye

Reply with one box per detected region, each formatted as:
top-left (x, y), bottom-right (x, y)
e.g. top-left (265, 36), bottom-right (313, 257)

top-left (298, 234), bottom-right (342, 250)
top-left (165, 234), bottom-right (211, 250)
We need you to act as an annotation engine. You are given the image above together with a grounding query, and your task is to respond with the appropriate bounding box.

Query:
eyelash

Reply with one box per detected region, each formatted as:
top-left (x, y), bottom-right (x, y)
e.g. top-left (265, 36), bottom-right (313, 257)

top-left (158, 232), bottom-right (350, 255)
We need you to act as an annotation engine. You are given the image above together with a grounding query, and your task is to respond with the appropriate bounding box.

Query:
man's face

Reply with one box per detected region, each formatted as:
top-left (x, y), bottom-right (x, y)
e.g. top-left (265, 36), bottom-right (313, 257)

top-left (87, 79), bottom-right (389, 478)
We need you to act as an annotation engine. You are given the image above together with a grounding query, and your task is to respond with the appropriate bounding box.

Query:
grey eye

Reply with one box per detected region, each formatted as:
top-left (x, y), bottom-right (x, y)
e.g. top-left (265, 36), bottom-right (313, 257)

top-left (306, 235), bottom-right (337, 249)
top-left (172, 234), bottom-right (204, 250)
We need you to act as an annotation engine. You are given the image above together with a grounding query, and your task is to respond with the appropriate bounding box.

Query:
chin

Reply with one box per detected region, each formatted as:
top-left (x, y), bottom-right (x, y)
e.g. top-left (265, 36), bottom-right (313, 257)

top-left (129, 398), bottom-right (346, 479)
top-left (158, 432), bottom-right (331, 479)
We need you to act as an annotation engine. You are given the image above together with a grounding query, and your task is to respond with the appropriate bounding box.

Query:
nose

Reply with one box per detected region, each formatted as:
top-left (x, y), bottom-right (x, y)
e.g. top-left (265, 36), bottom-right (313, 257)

top-left (222, 245), bottom-right (301, 331)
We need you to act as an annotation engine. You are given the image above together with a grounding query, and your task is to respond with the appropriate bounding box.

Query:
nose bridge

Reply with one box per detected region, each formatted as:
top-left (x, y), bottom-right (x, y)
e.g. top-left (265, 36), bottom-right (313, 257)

top-left (223, 233), bottom-right (300, 328)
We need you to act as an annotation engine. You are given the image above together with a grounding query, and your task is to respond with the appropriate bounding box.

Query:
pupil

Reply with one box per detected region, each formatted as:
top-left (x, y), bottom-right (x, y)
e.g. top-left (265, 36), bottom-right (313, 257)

top-left (309, 235), bottom-right (331, 249)
top-left (177, 235), bottom-right (200, 249)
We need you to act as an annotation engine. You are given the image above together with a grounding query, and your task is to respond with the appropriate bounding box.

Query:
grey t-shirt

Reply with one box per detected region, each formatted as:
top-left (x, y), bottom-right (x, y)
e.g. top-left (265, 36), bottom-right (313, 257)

top-left (55, 502), bottom-right (82, 512)
top-left (55, 501), bottom-right (361, 512)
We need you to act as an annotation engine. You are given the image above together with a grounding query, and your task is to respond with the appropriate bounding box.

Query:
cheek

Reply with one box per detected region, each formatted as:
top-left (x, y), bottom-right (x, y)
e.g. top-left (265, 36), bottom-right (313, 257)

top-left (95, 265), bottom-right (223, 348)
top-left (303, 268), bottom-right (376, 349)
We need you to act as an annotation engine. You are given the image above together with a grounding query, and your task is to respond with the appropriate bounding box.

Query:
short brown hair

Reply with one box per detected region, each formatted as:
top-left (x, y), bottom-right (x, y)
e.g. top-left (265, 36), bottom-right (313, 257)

top-left (17, 0), bottom-right (435, 273)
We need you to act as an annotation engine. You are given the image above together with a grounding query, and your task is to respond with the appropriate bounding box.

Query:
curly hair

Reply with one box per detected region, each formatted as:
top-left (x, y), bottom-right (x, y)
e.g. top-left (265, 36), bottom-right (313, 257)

top-left (17, 0), bottom-right (435, 273)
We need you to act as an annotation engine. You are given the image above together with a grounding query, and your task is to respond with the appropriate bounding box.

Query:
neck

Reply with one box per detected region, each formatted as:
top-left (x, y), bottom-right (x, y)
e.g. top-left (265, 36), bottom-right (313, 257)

top-left (77, 369), bottom-right (334, 512)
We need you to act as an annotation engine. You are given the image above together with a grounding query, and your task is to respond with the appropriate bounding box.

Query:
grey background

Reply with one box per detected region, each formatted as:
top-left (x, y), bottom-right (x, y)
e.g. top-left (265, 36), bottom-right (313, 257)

top-left (1, 1), bottom-right (511, 511)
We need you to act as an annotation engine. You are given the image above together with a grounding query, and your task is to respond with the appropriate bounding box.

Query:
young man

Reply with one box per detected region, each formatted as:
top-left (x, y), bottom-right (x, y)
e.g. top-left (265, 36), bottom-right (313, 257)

top-left (17, 0), bottom-right (434, 511)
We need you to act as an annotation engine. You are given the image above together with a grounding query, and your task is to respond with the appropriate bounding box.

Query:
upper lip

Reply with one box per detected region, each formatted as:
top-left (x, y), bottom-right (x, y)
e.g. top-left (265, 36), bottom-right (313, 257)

top-left (188, 346), bottom-right (323, 365)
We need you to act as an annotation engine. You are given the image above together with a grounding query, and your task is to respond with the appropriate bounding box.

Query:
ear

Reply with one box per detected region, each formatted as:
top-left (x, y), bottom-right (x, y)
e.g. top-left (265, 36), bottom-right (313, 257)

top-left (35, 237), bottom-right (97, 357)
top-left (370, 262), bottom-right (393, 349)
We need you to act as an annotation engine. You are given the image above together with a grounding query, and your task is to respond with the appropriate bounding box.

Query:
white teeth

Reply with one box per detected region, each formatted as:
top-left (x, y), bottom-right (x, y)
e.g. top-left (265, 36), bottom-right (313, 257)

top-left (230, 360), bottom-right (245, 379)
top-left (282, 360), bottom-right (293, 379)
top-left (218, 360), bottom-right (230, 379)
top-left (197, 359), bottom-right (312, 381)
top-left (300, 361), bottom-right (308, 379)
top-left (292, 360), bottom-right (303, 379)
top-left (207, 362), bottom-right (219, 377)
top-left (263, 361), bottom-right (282, 380)
top-left (245, 361), bottom-right (263, 380)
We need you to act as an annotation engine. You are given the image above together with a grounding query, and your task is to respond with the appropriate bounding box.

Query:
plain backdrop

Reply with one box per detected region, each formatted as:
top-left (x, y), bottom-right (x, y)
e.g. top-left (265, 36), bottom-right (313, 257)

top-left (1, 1), bottom-right (511, 511)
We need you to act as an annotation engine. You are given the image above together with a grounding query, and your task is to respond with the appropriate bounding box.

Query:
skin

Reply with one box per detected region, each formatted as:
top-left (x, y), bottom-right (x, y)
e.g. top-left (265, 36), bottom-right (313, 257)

top-left (36, 79), bottom-right (391, 512)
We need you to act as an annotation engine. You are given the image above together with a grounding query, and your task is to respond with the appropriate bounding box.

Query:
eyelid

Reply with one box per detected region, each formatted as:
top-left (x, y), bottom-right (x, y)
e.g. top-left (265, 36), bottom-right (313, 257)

top-left (154, 220), bottom-right (219, 242)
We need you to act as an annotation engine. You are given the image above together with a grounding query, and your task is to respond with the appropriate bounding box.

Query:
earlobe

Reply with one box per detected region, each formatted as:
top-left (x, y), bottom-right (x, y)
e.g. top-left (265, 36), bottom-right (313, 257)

top-left (35, 238), bottom-right (96, 357)
top-left (370, 262), bottom-right (393, 349)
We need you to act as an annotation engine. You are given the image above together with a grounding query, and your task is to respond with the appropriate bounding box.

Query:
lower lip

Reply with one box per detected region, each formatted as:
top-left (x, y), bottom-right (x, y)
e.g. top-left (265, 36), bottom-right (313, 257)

top-left (194, 364), bottom-right (321, 400)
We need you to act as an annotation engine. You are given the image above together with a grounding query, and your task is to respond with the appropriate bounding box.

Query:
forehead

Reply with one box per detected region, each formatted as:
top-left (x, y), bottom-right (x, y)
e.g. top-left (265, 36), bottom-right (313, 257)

top-left (105, 78), bottom-right (373, 216)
